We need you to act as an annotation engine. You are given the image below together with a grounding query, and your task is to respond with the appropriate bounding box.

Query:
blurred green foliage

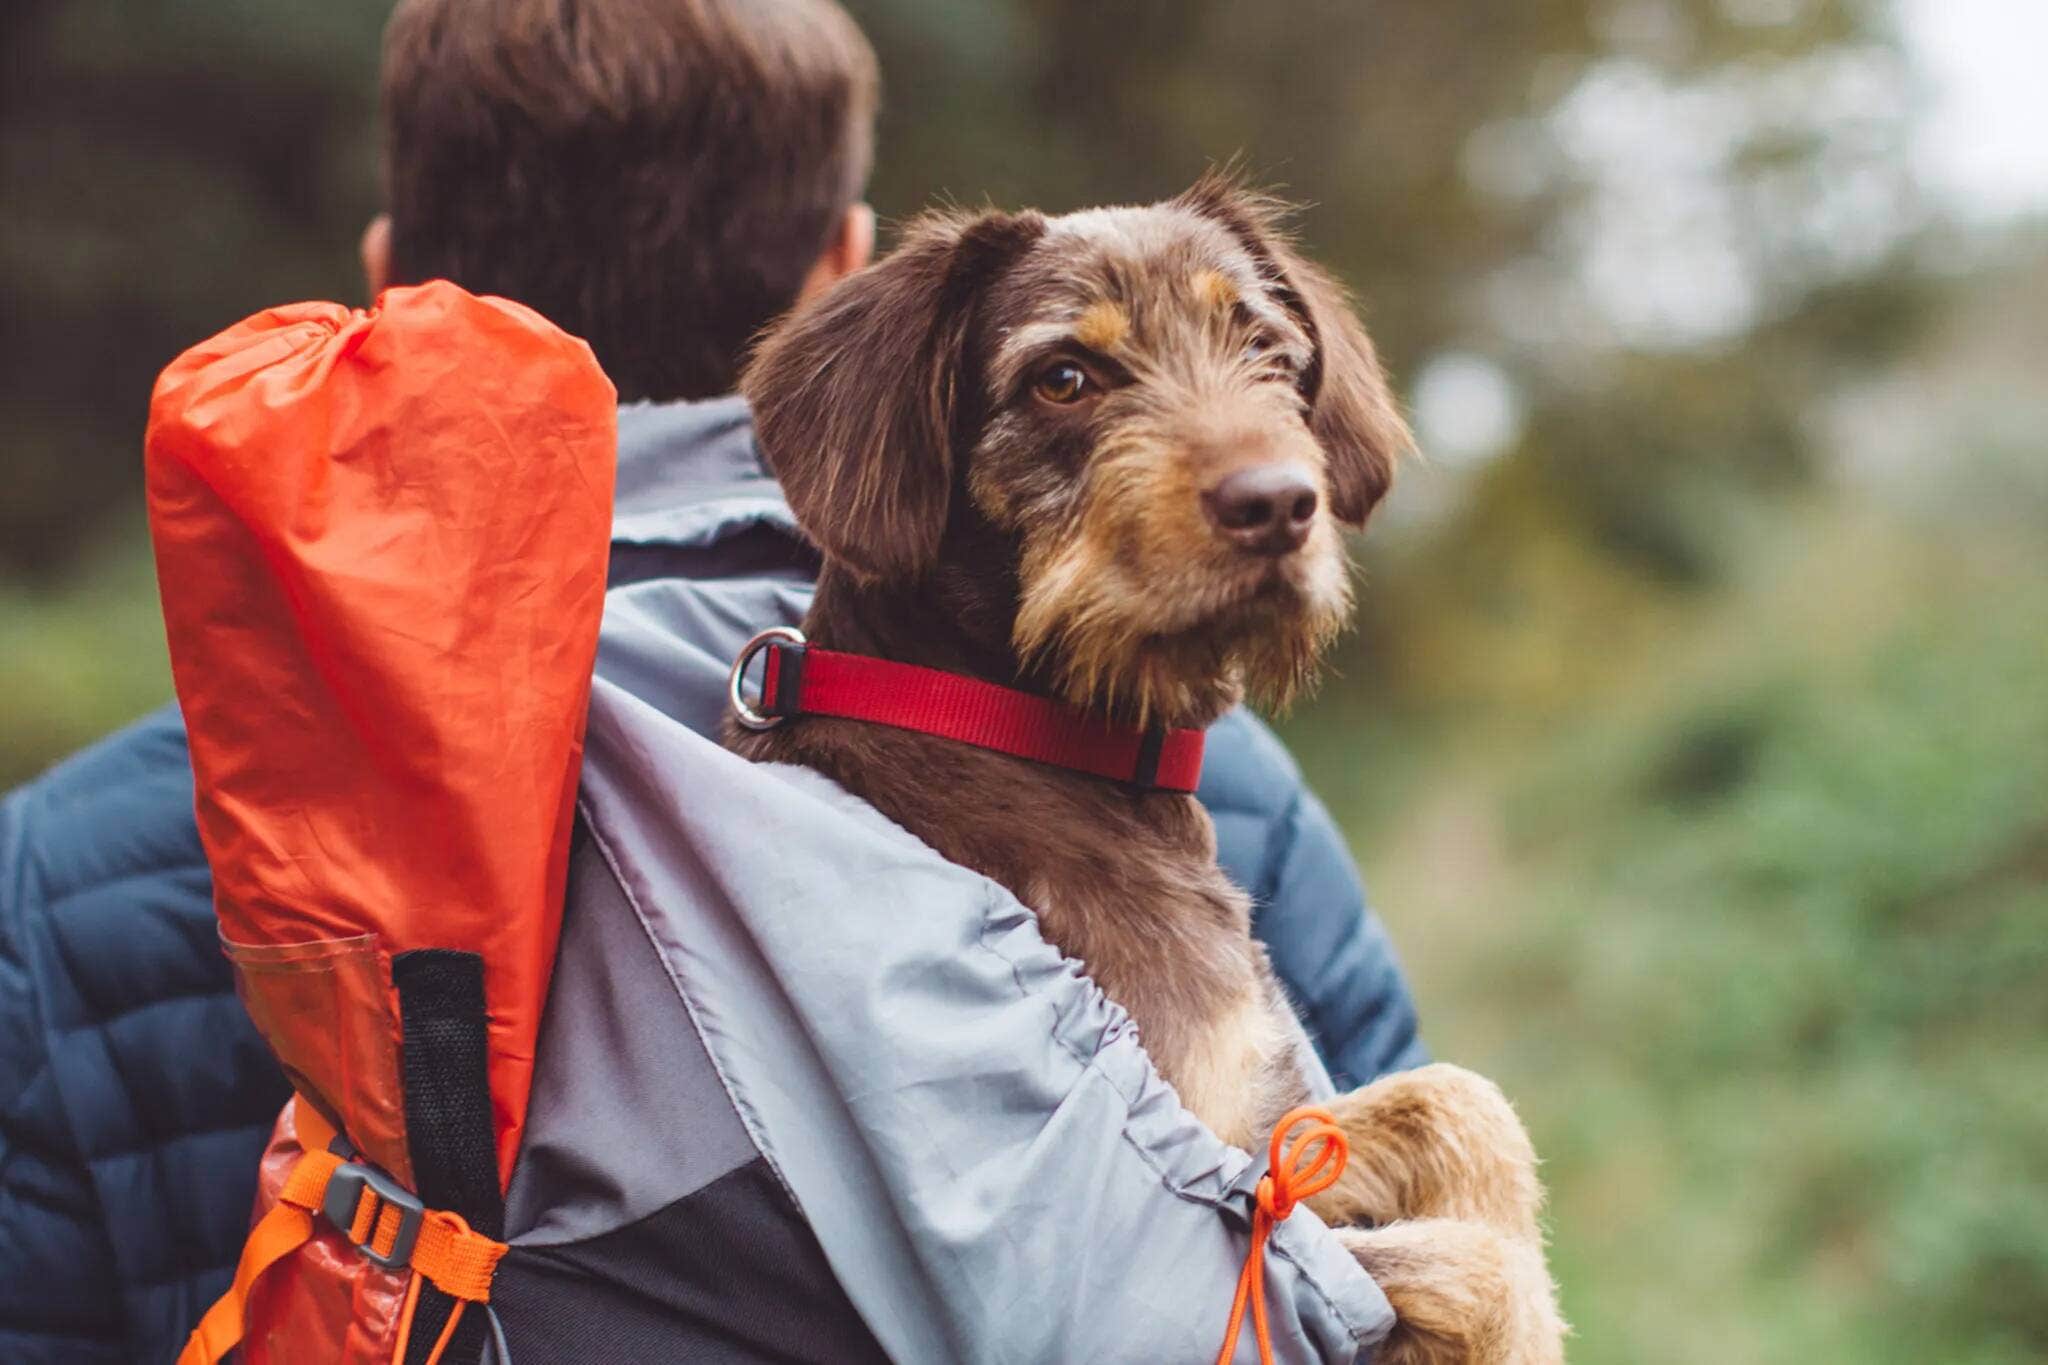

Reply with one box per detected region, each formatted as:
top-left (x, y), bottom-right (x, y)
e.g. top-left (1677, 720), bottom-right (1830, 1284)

top-left (2, 0), bottom-right (2042, 1359)
top-left (1288, 491), bottom-right (2048, 1362)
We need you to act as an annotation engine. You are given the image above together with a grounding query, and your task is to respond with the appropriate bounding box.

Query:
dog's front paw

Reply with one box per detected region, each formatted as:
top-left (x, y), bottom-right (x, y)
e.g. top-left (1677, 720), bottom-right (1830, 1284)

top-left (1338, 1219), bottom-right (1566, 1365)
top-left (1313, 1063), bottom-right (1544, 1241)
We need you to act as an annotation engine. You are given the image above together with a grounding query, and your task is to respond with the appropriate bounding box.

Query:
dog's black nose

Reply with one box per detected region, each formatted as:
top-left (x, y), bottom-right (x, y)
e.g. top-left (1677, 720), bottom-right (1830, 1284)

top-left (1203, 465), bottom-right (1319, 555)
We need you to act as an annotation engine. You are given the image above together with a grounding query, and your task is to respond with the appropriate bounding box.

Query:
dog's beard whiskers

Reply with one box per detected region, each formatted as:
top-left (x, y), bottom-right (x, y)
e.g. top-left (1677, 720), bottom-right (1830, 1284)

top-left (1250, 539), bottom-right (1355, 713)
top-left (1017, 563), bottom-right (1197, 727)
top-left (1018, 574), bottom-right (1218, 727)
top-left (1234, 601), bottom-right (1344, 714)
top-left (1016, 541), bottom-right (1348, 727)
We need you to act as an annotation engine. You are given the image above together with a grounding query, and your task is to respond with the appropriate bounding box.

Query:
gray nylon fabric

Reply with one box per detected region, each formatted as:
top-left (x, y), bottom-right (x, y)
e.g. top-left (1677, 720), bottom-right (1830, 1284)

top-left (508, 396), bottom-right (1393, 1360)
top-left (503, 837), bottom-right (757, 1247)
top-left (571, 681), bottom-right (1392, 1363)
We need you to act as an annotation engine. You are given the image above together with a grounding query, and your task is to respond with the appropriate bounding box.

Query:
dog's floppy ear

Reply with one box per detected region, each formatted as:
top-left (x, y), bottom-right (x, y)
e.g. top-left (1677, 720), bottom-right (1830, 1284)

top-left (1177, 173), bottom-right (1411, 526)
top-left (742, 208), bottom-right (1045, 581)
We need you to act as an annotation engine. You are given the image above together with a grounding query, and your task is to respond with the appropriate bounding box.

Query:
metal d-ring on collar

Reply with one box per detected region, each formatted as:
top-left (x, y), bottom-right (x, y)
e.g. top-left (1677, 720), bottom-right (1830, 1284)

top-left (728, 625), bottom-right (807, 731)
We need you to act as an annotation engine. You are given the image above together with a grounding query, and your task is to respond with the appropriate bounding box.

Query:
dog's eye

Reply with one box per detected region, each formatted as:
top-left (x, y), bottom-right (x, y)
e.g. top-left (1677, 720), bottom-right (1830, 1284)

top-left (1033, 361), bottom-right (1092, 405)
top-left (1245, 333), bottom-right (1294, 368)
top-left (1244, 333), bottom-right (1301, 381)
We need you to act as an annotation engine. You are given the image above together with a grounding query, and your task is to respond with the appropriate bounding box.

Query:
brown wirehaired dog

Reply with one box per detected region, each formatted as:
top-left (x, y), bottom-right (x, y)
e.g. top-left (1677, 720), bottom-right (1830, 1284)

top-left (730, 174), bottom-right (1566, 1363)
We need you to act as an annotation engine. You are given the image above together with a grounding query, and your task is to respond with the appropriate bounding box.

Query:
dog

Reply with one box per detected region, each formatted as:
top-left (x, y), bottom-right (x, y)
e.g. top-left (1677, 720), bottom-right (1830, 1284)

top-left (728, 173), bottom-right (1566, 1363)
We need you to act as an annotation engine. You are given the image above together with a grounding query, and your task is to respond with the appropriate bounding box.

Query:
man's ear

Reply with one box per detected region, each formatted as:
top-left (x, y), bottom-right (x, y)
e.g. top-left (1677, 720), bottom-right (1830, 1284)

top-left (743, 208), bottom-right (1044, 581)
top-left (360, 214), bottom-right (392, 300)
top-left (1176, 174), bottom-right (1411, 527)
top-left (798, 202), bottom-right (877, 305)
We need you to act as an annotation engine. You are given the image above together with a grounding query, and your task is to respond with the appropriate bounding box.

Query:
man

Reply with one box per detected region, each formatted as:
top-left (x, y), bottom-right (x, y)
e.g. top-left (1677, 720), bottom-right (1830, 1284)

top-left (0, 1), bottom-right (1422, 1360)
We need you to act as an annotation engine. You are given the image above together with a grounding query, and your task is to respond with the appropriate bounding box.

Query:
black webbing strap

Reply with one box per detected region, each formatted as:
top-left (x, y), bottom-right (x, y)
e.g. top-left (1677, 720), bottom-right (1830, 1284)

top-left (767, 640), bottom-right (806, 718)
top-left (393, 948), bottom-right (502, 1365)
top-left (1130, 726), bottom-right (1168, 790)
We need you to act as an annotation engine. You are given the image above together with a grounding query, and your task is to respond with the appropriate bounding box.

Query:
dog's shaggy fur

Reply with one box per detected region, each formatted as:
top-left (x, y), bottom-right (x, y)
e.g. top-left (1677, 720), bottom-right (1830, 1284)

top-left (730, 173), bottom-right (1566, 1363)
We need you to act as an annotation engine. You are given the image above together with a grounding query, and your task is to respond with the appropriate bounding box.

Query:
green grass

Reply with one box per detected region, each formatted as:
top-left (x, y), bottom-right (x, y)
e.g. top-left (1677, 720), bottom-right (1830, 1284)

top-left (0, 506), bottom-right (174, 788)
top-left (1290, 499), bottom-right (2048, 1363)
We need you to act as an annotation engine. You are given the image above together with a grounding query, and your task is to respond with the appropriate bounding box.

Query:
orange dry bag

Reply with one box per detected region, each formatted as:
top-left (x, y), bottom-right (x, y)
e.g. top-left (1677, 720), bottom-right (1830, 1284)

top-left (146, 282), bottom-right (615, 1363)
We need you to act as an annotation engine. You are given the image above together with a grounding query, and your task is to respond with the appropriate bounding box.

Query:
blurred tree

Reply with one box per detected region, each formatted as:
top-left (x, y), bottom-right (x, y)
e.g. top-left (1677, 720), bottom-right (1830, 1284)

top-left (3, 0), bottom-right (1932, 594)
top-left (1, 0), bottom-right (385, 576)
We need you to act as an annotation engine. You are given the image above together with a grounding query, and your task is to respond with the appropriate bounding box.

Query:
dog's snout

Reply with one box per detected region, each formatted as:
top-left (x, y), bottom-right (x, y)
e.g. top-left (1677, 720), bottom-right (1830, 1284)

top-left (1203, 464), bottom-right (1319, 556)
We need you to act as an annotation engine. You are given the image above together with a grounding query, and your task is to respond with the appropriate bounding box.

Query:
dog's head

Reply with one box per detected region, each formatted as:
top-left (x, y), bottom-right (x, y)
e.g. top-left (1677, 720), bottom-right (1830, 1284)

top-left (743, 173), bottom-right (1410, 726)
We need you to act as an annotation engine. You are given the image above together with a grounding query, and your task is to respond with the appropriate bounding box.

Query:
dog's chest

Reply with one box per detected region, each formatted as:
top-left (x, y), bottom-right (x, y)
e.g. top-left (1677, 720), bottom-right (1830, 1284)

top-left (960, 786), bottom-right (1307, 1152)
top-left (741, 721), bottom-right (1308, 1149)
top-left (1023, 867), bottom-right (1293, 1148)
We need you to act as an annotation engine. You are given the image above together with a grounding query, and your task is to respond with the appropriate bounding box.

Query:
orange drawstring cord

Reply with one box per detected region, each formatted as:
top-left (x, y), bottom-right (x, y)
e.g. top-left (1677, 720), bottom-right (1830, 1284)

top-left (1214, 1105), bottom-right (1350, 1365)
top-left (420, 1299), bottom-right (467, 1365)
top-left (389, 1273), bottom-right (426, 1365)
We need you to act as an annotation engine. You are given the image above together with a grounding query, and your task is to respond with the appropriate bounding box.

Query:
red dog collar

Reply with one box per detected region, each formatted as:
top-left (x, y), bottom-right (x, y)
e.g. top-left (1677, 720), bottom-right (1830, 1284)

top-left (729, 627), bottom-right (1206, 793)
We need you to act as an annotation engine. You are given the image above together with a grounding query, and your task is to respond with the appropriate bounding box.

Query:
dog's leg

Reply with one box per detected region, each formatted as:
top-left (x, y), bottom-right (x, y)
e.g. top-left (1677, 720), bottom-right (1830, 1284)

top-left (1336, 1220), bottom-right (1565, 1365)
top-left (1305, 1063), bottom-right (1543, 1241)
top-left (1301, 1065), bottom-right (1564, 1362)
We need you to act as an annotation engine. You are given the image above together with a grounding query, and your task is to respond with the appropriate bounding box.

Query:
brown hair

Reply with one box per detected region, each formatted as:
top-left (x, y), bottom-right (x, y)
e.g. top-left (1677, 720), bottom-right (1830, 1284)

top-left (380, 0), bottom-right (879, 402)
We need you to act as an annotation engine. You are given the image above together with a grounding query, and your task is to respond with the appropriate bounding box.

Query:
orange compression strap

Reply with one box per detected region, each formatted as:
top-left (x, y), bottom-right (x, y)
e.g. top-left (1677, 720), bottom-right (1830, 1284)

top-left (178, 1148), bottom-right (344, 1365)
top-left (1213, 1106), bottom-right (1351, 1365)
top-left (178, 1144), bottom-right (507, 1365)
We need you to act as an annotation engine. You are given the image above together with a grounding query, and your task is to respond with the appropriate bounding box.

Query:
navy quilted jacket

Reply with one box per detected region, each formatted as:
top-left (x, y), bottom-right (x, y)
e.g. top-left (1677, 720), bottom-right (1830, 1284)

top-left (0, 399), bottom-right (1423, 1363)
top-left (0, 709), bottom-right (290, 1363)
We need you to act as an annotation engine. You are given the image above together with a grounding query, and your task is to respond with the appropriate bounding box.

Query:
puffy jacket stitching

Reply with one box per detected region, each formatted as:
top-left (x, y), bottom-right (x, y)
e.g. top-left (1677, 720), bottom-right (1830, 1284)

top-left (44, 987), bottom-right (243, 1037)
top-left (0, 860), bottom-right (125, 1351)
top-left (80, 1116), bottom-right (277, 1165)
top-left (0, 1320), bottom-right (126, 1344)
top-left (1253, 786), bottom-right (1306, 909)
top-left (42, 862), bottom-right (209, 907)
top-left (126, 1257), bottom-right (243, 1292)
top-left (0, 1160), bottom-right (88, 1219)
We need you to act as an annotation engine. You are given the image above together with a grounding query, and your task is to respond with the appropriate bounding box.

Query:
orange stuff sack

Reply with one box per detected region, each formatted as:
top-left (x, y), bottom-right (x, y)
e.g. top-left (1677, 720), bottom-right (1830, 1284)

top-left (146, 280), bottom-right (615, 1194)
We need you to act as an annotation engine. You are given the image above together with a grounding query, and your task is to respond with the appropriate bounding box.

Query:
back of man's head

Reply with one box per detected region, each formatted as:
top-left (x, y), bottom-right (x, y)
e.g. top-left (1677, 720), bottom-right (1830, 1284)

top-left (380, 0), bottom-right (878, 402)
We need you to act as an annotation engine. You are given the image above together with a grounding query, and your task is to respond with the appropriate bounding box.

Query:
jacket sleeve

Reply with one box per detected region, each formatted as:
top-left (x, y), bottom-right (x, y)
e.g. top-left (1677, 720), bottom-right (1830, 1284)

top-left (1, 787), bottom-right (128, 1364)
top-left (0, 707), bottom-right (290, 1364)
top-left (0, 1069), bottom-right (126, 1364)
top-left (1200, 709), bottom-right (1427, 1090)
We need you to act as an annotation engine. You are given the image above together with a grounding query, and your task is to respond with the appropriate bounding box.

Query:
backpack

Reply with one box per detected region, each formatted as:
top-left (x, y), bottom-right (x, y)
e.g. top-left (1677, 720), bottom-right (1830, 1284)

top-left (149, 283), bottom-right (614, 1363)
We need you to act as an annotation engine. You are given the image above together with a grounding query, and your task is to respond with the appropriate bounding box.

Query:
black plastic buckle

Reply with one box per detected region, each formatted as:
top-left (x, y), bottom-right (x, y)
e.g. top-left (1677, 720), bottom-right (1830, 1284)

top-left (1129, 726), bottom-right (1168, 791)
top-left (322, 1161), bottom-right (426, 1270)
top-left (765, 640), bottom-right (806, 718)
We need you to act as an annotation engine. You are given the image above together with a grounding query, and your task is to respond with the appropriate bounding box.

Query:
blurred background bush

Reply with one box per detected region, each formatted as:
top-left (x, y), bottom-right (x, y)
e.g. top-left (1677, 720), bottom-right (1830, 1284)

top-left (3, 0), bottom-right (2042, 1359)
